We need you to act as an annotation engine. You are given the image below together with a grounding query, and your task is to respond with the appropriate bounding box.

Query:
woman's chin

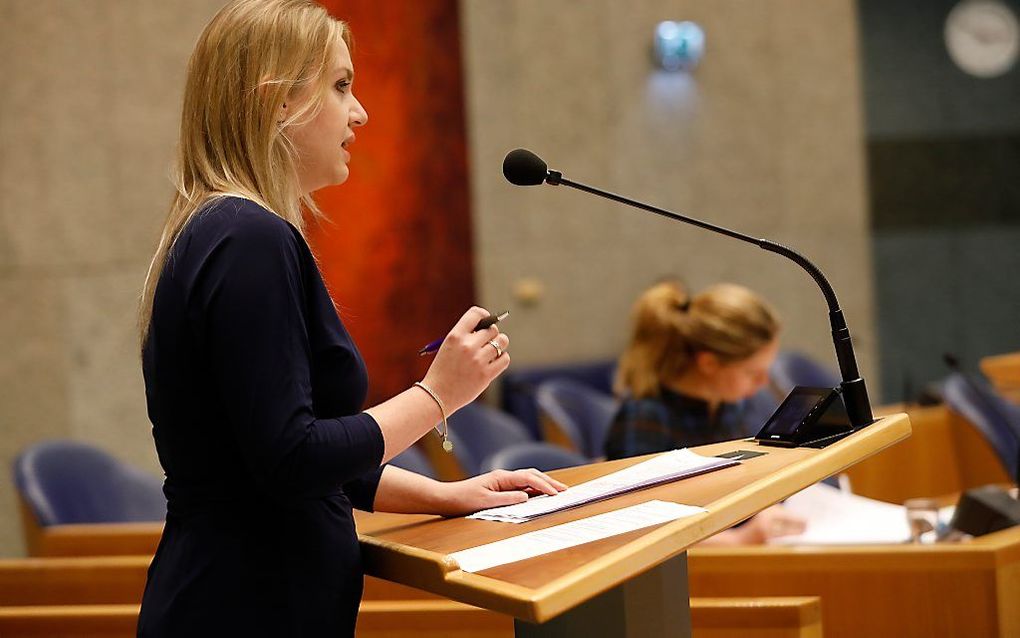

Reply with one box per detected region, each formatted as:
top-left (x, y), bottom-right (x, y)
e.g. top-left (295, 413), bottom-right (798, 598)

top-left (311, 168), bottom-right (350, 192)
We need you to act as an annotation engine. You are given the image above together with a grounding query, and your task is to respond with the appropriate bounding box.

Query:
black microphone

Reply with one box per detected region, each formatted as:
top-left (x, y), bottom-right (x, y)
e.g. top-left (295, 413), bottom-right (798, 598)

top-left (503, 148), bottom-right (875, 430)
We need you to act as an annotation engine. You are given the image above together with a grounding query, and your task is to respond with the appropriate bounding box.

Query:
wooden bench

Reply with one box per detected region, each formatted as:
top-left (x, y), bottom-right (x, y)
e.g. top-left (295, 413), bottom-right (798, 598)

top-left (0, 604), bottom-right (138, 638)
top-left (18, 506), bottom-right (162, 558)
top-left (0, 597), bottom-right (822, 638)
top-left (0, 557), bottom-right (149, 606)
top-left (0, 601), bottom-right (506, 638)
top-left (691, 597), bottom-right (822, 638)
top-left (981, 351), bottom-right (1020, 403)
top-left (844, 402), bottom-right (1010, 503)
top-left (0, 551), bottom-right (823, 636)
top-left (689, 526), bottom-right (1020, 638)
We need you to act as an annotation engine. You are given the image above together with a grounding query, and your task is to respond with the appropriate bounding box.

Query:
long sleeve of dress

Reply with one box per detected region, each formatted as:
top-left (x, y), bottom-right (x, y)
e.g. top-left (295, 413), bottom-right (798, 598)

top-left (342, 473), bottom-right (384, 512)
top-left (193, 210), bottom-right (384, 500)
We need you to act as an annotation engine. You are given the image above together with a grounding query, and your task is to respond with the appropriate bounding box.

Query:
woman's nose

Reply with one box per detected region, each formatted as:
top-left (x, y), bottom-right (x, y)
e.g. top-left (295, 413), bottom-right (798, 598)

top-left (351, 95), bottom-right (368, 127)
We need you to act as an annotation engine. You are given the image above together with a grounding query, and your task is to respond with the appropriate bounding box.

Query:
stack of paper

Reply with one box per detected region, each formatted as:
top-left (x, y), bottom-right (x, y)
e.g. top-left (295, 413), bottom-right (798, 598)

top-left (469, 449), bottom-right (738, 523)
top-left (770, 482), bottom-right (912, 545)
top-left (452, 500), bottom-right (707, 572)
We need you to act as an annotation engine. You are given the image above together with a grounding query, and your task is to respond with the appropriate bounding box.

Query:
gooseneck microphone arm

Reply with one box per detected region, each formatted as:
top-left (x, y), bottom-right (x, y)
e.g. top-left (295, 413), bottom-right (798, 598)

top-left (519, 151), bottom-right (874, 429)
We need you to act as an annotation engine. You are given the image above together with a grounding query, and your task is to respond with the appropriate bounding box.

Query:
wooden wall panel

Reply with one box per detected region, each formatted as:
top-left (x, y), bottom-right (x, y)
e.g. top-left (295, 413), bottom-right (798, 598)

top-left (311, 1), bottom-right (474, 404)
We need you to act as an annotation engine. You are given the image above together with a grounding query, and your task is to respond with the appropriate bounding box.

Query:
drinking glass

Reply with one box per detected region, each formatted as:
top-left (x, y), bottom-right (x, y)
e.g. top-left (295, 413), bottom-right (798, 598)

top-left (904, 497), bottom-right (939, 544)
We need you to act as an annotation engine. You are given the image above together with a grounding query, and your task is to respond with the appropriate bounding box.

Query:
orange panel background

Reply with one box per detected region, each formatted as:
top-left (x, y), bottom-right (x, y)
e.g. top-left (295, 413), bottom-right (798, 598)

top-left (311, 1), bottom-right (475, 404)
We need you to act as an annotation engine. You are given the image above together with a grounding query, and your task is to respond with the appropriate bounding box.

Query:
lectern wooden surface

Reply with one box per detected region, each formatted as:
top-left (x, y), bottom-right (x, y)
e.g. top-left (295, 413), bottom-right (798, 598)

top-left (357, 414), bottom-right (911, 623)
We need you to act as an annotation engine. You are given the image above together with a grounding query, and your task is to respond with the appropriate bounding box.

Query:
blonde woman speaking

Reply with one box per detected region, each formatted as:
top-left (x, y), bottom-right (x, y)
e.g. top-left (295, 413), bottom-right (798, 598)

top-left (137, 2), bottom-right (564, 635)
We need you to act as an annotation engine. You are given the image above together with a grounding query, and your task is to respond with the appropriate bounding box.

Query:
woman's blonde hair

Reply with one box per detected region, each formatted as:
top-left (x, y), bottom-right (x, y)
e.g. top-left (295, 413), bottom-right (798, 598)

top-left (614, 281), bottom-right (780, 399)
top-left (139, 0), bottom-right (349, 346)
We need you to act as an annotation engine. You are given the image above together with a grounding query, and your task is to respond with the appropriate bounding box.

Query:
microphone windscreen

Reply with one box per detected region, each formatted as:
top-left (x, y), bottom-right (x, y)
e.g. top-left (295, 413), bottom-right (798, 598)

top-left (503, 149), bottom-right (548, 186)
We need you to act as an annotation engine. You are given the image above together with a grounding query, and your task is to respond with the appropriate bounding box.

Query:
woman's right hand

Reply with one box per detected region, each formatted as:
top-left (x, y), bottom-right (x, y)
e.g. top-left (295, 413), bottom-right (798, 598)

top-left (736, 505), bottom-right (807, 544)
top-left (420, 306), bottom-right (510, 412)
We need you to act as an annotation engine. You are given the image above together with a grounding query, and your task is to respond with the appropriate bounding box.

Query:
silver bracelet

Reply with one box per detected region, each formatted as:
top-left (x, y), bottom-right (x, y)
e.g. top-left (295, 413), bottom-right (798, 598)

top-left (413, 381), bottom-right (452, 453)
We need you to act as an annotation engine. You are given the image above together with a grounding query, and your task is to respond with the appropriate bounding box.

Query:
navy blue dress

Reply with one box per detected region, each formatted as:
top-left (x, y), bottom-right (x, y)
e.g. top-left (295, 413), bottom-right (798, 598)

top-left (138, 197), bottom-right (385, 637)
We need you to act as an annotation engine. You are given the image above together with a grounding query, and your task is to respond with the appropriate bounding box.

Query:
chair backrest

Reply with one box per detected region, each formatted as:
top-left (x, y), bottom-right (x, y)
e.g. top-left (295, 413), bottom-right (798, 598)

top-left (13, 440), bottom-right (166, 526)
top-left (480, 442), bottom-right (589, 473)
top-left (446, 403), bottom-right (533, 476)
top-left (741, 388), bottom-right (782, 433)
top-left (500, 360), bottom-right (616, 437)
top-left (535, 377), bottom-right (619, 458)
top-left (770, 351), bottom-right (841, 395)
top-left (388, 444), bottom-right (437, 479)
top-left (942, 372), bottom-right (1020, 479)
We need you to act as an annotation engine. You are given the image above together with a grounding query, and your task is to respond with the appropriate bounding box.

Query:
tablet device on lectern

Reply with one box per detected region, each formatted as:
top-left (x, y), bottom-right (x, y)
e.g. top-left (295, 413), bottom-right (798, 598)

top-left (754, 386), bottom-right (852, 447)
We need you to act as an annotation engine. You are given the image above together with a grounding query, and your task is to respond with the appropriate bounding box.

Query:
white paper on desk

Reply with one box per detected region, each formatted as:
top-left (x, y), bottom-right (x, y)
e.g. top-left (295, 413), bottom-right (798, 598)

top-left (469, 449), bottom-right (736, 523)
top-left (770, 482), bottom-right (911, 545)
top-left (450, 500), bottom-right (706, 573)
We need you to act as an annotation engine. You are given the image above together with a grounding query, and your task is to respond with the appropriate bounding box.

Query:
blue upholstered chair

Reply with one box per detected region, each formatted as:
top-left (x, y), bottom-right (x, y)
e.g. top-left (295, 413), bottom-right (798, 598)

top-left (535, 377), bottom-right (619, 458)
top-left (446, 402), bottom-right (533, 476)
top-left (13, 440), bottom-right (166, 527)
top-left (770, 350), bottom-right (841, 395)
top-left (741, 388), bottom-right (782, 433)
top-left (943, 372), bottom-right (1020, 480)
top-left (500, 360), bottom-right (616, 437)
top-left (388, 444), bottom-right (438, 479)
top-left (480, 442), bottom-right (589, 473)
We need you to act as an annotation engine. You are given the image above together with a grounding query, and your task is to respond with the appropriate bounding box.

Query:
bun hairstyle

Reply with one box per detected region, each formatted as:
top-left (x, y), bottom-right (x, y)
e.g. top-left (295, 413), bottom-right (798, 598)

top-left (614, 281), bottom-right (780, 399)
top-left (139, 0), bottom-right (350, 347)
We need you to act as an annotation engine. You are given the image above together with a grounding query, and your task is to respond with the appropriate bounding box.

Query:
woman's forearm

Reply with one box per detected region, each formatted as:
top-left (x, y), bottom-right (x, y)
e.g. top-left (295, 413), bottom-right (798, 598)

top-left (364, 307), bottom-right (511, 464)
top-left (372, 464), bottom-right (451, 514)
top-left (364, 386), bottom-right (445, 464)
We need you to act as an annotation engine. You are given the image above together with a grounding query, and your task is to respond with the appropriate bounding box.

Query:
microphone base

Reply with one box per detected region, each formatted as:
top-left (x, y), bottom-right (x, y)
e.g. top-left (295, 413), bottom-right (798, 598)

top-left (796, 426), bottom-right (867, 449)
top-left (950, 485), bottom-right (1020, 537)
top-left (840, 377), bottom-right (875, 429)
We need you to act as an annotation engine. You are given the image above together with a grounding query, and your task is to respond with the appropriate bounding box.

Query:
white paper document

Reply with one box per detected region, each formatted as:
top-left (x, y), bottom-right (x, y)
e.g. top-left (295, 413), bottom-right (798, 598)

top-left (469, 449), bottom-right (737, 523)
top-left (450, 500), bottom-right (706, 573)
top-left (769, 482), bottom-right (912, 545)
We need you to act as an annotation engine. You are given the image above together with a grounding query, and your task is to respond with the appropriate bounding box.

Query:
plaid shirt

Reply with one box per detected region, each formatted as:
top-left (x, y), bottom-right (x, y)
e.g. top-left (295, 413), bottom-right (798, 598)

top-left (603, 386), bottom-right (760, 460)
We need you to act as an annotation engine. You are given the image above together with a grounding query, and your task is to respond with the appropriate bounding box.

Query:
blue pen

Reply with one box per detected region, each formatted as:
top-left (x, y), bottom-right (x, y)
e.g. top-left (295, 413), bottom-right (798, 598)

top-left (418, 310), bottom-right (510, 356)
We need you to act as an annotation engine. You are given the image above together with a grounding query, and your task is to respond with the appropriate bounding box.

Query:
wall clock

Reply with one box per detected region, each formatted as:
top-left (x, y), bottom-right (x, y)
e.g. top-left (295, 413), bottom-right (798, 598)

top-left (945, 0), bottom-right (1020, 77)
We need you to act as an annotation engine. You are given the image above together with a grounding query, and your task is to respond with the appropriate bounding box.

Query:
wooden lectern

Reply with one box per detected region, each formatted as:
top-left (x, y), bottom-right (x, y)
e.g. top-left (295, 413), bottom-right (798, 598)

top-left (357, 413), bottom-right (911, 637)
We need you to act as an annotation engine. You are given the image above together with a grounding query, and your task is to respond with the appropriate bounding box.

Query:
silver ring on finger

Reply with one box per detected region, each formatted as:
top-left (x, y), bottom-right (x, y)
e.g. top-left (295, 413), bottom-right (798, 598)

top-left (487, 339), bottom-right (503, 358)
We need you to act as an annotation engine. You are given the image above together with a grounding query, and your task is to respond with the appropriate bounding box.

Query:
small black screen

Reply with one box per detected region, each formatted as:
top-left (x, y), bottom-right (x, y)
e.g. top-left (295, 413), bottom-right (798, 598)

top-left (764, 391), bottom-right (825, 435)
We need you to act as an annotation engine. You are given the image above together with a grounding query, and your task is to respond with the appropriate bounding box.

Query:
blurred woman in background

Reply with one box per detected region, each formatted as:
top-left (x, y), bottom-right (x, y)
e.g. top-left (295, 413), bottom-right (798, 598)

top-left (604, 281), bottom-right (804, 545)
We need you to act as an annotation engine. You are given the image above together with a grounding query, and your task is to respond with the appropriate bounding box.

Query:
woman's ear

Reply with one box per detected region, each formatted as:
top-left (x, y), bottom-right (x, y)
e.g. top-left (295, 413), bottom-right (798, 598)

top-left (277, 101), bottom-right (288, 125)
top-left (694, 351), bottom-right (721, 377)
